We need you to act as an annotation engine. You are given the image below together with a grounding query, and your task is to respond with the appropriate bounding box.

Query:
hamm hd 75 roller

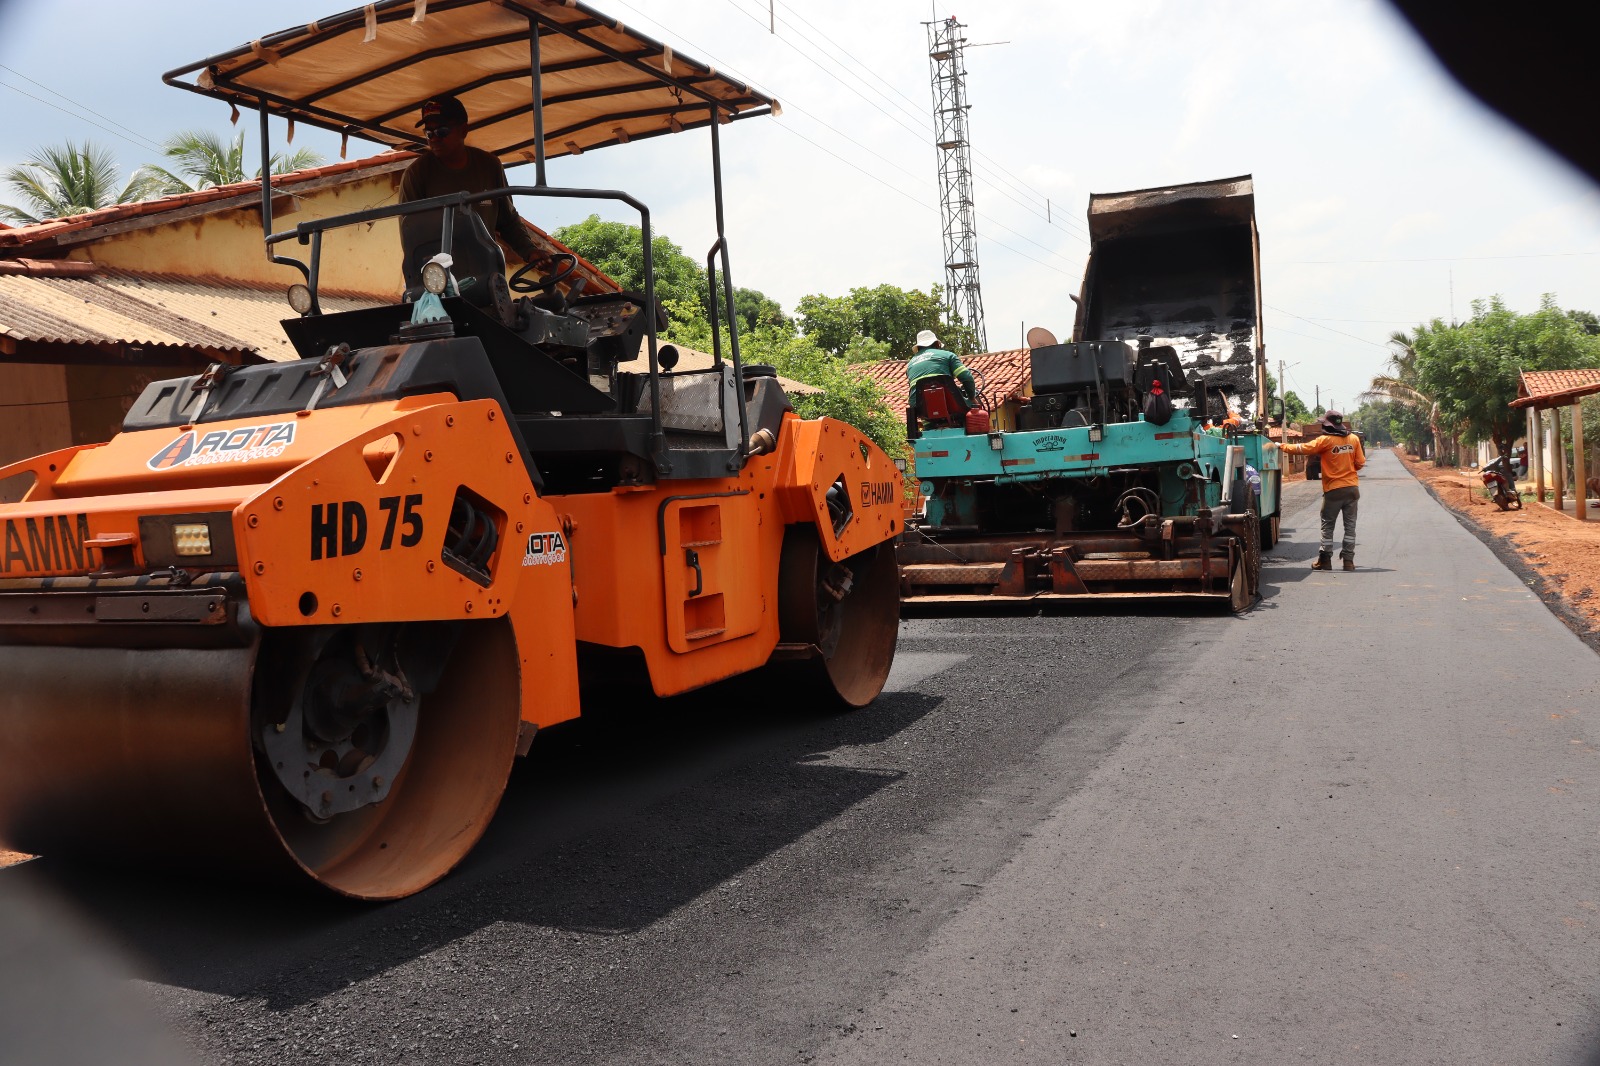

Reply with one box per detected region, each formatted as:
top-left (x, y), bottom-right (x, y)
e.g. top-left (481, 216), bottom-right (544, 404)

top-left (900, 176), bottom-right (1281, 610)
top-left (0, 1), bottom-right (902, 899)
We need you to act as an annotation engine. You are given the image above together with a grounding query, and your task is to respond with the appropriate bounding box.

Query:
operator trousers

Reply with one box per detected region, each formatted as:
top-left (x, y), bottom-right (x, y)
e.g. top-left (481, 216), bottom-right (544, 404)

top-left (1319, 485), bottom-right (1359, 560)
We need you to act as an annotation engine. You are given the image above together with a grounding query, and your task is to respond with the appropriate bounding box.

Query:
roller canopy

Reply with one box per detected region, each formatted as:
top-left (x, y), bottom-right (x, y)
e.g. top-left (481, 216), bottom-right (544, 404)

top-left (163, 0), bottom-right (779, 165)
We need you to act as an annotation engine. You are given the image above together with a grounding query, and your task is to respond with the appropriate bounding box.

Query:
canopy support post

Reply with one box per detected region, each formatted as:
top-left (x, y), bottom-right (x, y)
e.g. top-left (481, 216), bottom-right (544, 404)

top-left (1553, 406), bottom-right (1567, 511)
top-left (1574, 400), bottom-right (1587, 520)
top-left (528, 20), bottom-right (548, 187)
top-left (1529, 406), bottom-right (1545, 502)
top-left (256, 97), bottom-right (311, 284)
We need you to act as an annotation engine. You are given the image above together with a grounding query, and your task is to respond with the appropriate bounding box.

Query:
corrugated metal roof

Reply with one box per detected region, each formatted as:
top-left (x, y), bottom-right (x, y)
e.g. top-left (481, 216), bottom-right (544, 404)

top-left (0, 272), bottom-right (372, 359)
top-left (850, 349), bottom-right (1033, 411)
top-left (1512, 368), bottom-right (1600, 409)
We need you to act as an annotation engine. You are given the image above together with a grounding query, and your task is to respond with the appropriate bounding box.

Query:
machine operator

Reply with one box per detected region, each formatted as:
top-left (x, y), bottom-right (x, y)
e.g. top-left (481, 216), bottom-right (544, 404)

top-left (907, 329), bottom-right (977, 405)
top-left (399, 94), bottom-right (541, 265)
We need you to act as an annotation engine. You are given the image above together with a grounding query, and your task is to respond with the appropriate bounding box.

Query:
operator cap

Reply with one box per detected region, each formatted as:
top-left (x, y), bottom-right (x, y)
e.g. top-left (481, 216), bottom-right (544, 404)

top-left (416, 95), bottom-right (468, 128)
top-left (915, 328), bottom-right (939, 349)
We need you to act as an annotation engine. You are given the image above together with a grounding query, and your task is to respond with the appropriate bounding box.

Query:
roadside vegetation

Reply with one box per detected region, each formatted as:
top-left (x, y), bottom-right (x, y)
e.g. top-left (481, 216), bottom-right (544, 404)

top-left (1363, 296), bottom-right (1600, 465)
top-left (554, 214), bottom-right (972, 455)
top-left (0, 136), bottom-right (325, 224)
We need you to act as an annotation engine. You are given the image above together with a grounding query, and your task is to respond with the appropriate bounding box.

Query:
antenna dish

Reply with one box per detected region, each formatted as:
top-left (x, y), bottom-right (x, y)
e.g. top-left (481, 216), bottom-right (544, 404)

top-left (1025, 326), bottom-right (1058, 348)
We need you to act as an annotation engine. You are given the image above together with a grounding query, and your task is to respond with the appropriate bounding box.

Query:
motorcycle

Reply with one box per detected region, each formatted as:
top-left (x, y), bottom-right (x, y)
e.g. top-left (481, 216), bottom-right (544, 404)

top-left (1481, 455), bottom-right (1522, 511)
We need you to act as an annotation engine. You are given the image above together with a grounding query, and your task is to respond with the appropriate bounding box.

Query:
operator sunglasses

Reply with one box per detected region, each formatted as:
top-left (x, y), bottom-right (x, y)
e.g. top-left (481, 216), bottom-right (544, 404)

top-left (424, 124), bottom-right (456, 139)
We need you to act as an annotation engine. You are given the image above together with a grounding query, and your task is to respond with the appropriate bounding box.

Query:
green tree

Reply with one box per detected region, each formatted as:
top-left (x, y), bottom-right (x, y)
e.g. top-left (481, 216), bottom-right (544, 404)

top-left (132, 130), bottom-right (323, 197)
top-left (1350, 400), bottom-right (1397, 446)
top-left (0, 141), bottom-right (146, 223)
top-left (661, 301), bottom-right (902, 455)
top-left (798, 283), bottom-right (978, 359)
top-left (553, 214), bottom-right (708, 309)
top-left (732, 287), bottom-right (791, 336)
top-left (1414, 294), bottom-right (1600, 456)
top-left (1568, 309), bottom-right (1600, 336)
top-left (794, 293), bottom-right (860, 356)
top-left (1365, 325), bottom-right (1449, 462)
top-left (1260, 370), bottom-right (1311, 424)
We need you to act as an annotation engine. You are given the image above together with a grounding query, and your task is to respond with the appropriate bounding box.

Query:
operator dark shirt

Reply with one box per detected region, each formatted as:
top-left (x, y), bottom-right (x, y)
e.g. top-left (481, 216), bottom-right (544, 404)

top-left (399, 147), bottom-right (539, 261)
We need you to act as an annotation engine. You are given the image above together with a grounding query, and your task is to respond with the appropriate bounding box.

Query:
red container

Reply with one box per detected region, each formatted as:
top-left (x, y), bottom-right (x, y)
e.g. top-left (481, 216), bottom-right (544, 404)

top-left (965, 408), bottom-right (992, 435)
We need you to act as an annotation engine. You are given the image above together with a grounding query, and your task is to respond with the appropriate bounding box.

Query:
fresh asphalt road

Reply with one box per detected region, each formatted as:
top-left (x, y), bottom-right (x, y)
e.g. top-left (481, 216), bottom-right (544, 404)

top-left (3, 448), bottom-right (1598, 1065)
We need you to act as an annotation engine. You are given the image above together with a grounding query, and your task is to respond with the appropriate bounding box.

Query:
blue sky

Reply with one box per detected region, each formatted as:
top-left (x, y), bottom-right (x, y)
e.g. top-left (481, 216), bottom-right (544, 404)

top-left (3, 0), bottom-right (1598, 410)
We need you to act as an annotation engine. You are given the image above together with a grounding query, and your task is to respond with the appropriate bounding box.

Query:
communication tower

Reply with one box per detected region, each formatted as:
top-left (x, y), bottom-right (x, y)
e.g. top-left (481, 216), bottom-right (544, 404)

top-left (925, 15), bottom-right (986, 351)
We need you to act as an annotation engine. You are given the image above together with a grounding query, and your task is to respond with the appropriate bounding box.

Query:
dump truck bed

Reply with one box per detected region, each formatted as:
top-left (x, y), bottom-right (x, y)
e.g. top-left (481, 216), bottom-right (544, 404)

top-left (1071, 175), bottom-right (1263, 408)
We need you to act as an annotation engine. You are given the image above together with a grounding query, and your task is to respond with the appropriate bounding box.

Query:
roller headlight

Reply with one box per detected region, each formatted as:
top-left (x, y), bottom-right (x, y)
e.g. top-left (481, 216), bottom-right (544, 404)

top-left (172, 523), bottom-right (212, 557)
top-left (287, 283), bottom-right (313, 315)
top-left (421, 259), bottom-right (450, 295)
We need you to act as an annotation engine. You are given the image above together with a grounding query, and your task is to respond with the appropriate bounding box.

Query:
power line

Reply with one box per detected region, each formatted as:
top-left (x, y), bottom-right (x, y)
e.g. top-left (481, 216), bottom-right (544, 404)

top-left (1280, 251), bottom-right (1599, 264)
top-left (0, 80), bottom-right (166, 159)
top-left (0, 65), bottom-right (168, 156)
top-left (1268, 304), bottom-right (1394, 351)
top-left (767, 120), bottom-right (1073, 278)
top-left (711, 0), bottom-right (1090, 244)
top-left (752, 0), bottom-right (1091, 240)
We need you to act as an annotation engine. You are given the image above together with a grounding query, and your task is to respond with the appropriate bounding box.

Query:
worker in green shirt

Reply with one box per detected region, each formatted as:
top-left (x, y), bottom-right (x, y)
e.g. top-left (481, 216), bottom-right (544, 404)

top-left (907, 329), bottom-right (977, 404)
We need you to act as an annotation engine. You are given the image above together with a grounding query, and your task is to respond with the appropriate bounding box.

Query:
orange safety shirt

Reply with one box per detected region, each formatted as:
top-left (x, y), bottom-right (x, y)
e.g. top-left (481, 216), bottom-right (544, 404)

top-left (1282, 432), bottom-right (1365, 491)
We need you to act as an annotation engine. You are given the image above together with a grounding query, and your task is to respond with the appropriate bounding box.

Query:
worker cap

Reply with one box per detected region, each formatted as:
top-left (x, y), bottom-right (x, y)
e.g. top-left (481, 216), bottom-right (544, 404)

top-left (1323, 409), bottom-right (1343, 423)
top-left (915, 329), bottom-right (939, 349)
top-left (416, 95), bottom-right (468, 128)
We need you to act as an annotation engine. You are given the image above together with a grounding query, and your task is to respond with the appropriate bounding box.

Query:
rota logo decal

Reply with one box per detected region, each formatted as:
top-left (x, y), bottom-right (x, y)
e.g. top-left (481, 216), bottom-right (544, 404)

top-left (147, 421), bottom-right (296, 471)
top-left (2, 514), bottom-right (92, 575)
top-left (522, 531), bottom-right (567, 567)
top-left (860, 481), bottom-right (897, 506)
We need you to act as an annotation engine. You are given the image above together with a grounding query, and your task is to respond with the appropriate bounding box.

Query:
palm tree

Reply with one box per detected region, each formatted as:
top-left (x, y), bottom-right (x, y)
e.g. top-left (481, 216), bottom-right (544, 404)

top-left (132, 130), bottom-right (324, 197)
top-left (1364, 326), bottom-right (1451, 463)
top-left (0, 141), bottom-right (147, 223)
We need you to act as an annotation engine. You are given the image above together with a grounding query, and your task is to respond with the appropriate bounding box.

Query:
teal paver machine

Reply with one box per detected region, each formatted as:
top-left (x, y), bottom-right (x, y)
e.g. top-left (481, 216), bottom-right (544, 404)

top-left (899, 176), bottom-right (1282, 611)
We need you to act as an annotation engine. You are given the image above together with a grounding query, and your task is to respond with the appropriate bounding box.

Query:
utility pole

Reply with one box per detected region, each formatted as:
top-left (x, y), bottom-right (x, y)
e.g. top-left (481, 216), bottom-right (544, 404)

top-left (924, 15), bottom-right (987, 352)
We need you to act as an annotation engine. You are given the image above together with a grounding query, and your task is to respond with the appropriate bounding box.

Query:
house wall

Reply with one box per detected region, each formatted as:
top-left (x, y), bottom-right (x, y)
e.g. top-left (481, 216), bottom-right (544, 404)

top-left (74, 172), bottom-right (409, 299)
top-left (65, 363), bottom-right (196, 446)
top-left (0, 362), bottom-right (197, 501)
top-left (0, 363), bottom-right (70, 501)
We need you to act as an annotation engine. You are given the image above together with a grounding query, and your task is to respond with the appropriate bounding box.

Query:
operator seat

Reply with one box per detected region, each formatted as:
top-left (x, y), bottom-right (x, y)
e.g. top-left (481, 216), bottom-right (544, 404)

top-left (400, 205), bottom-right (515, 327)
top-left (910, 374), bottom-right (971, 430)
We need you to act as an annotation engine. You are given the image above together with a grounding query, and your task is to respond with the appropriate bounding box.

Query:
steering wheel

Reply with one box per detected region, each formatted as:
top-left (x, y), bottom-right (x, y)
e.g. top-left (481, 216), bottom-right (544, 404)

top-left (509, 251), bottom-right (578, 296)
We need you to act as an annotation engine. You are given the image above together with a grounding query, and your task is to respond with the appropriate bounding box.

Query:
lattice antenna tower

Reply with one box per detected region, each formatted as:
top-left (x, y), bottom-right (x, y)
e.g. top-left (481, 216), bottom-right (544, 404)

top-left (925, 15), bottom-right (986, 352)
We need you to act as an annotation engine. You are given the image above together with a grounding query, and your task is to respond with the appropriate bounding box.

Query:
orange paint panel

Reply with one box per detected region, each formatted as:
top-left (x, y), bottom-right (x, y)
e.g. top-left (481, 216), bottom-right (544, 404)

top-left (659, 493), bottom-right (763, 653)
top-left (556, 468), bottom-right (787, 698)
top-left (776, 415), bottom-right (904, 561)
top-left (239, 400), bottom-right (528, 626)
top-left (52, 397), bottom-right (448, 498)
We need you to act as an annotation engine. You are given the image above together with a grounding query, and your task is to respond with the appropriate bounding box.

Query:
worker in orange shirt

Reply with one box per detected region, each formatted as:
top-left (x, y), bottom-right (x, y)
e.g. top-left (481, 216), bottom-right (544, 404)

top-left (1281, 409), bottom-right (1366, 571)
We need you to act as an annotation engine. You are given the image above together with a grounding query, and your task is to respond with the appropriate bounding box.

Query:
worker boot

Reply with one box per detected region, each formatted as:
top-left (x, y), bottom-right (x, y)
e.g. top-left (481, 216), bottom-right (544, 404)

top-left (1342, 556), bottom-right (1356, 572)
top-left (1311, 552), bottom-right (1333, 571)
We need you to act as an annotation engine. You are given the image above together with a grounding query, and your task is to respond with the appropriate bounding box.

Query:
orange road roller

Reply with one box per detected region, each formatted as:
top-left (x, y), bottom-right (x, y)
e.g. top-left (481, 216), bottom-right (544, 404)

top-left (0, 0), bottom-right (902, 899)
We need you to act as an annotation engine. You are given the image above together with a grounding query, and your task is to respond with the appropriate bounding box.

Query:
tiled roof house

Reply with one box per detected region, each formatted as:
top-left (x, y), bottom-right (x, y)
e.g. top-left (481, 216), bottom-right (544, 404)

top-left (0, 152), bottom-right (615, 495)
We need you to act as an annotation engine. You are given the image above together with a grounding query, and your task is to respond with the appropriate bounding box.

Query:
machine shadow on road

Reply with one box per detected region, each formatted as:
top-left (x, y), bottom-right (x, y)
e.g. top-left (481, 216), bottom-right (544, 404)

top-left (2, 678), bottom-right (943, 1008)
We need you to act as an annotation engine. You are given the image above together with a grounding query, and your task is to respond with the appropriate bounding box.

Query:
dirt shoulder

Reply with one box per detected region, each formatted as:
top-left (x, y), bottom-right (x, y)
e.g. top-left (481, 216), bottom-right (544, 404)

top-left (1396, 449), bottom-right (1600, 649)
top-left (0, 848), bottom-right (30, 869)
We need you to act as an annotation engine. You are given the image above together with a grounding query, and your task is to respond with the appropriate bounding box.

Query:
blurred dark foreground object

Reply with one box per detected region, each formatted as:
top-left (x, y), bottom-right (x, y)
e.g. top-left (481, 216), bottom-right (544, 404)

top-left (0, 874), bottom-right (200, 1066)
top-left (1388, 2), bottom-right (1600, 185)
